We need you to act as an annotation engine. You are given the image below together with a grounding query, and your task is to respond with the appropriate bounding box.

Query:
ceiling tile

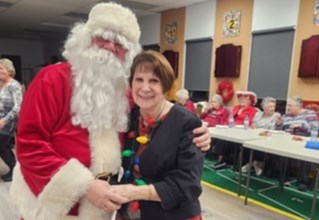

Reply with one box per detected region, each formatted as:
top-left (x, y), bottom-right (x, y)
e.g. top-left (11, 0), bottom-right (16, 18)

top-left (0, 0), bottom-right (19, 3)
top-left (0, 0), bottom-right (211, 39)
top-left (0, 6), bottom-right (7, 12)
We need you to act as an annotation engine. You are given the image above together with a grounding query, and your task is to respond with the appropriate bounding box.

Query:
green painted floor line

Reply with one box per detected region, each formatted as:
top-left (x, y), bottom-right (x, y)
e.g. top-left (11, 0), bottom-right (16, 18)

top-left (202, 159), bottom-right (318, 220)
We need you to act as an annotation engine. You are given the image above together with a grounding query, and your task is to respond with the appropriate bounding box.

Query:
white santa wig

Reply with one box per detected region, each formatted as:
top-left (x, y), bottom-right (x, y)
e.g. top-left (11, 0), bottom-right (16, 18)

top-left (62, 2), bottom-right (142, 133)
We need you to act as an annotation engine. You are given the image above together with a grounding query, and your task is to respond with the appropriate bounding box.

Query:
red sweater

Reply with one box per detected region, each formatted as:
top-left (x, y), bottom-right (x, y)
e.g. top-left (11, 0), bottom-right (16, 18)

top-left (200, 106), bottom-right (229, 127)
top-left (184, 100), bottom-right (196, 113)
top-left (231, 105), bottom-right (256, 126)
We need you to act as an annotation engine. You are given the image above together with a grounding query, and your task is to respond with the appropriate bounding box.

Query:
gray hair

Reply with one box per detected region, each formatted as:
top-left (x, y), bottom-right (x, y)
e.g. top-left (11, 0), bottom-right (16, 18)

top-left (211, 94), bottom-right (223, 106)
top-left (175, 89), bottom-right (189, 100)
top-left (288, 96), bottom-right (303, 108)
top-left (0, 58), bottom-right (16, 77)
top-left (261, 97), bottom-right (276, 110)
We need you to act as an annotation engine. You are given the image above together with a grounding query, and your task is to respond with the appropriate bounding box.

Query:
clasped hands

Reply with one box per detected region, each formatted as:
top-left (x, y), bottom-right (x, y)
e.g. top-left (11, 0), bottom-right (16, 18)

top-left (289, 123), bottom-right (302, 129)
top-left (85, 179), bottom-right (138, 213)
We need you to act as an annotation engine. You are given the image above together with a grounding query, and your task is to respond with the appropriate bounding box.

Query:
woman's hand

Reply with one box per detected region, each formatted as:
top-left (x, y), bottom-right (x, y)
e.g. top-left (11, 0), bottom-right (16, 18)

top-left (193, 122), bottom-right (211, 151)
top-left (111, 184), bottom-right (160, 202)
top-left (203, 105), bottom-right (212, 113)
top-left (85, 179), bottom-right (129, 212)
top-left (290, 123), bottom-right (302, 129)
top-left (110, 184), bottom-right (138, 202)
top-left (275, 115), bottom-right (283, 125)
top-left (0, 119), bottom-right (6, 129)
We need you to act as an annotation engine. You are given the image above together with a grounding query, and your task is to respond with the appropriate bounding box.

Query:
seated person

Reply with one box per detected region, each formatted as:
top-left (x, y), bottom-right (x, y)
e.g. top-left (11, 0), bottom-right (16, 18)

top-left (275, 96), bottom-right (318, 190)
top-left (275, 96), bottom-right (318, 135)
top-left (232, 91), bottom-right (257, 126)
top-left (213, 91), bottom-right (257, 169)
top-left (200, 94), bottom-right (229, 127)
top-left (242, 97), bottom-right (280, 176)
top-left (175, 89), bottom-right (196, 113)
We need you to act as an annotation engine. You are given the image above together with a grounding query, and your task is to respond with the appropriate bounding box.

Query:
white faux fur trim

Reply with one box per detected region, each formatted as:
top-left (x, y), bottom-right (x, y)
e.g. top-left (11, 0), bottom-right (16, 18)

top-left (38, 159), bottom-right (94, 214)
top-left (10, 129), bottom-right (122, 220)
top-left (10, 160), bottom-right (95, 220)
top-left (236, 90), bottom-right (257, 105)
top-left (86, 2), bottom-right (141, 43)
top-left (89, 128), bottom-right (122, 176)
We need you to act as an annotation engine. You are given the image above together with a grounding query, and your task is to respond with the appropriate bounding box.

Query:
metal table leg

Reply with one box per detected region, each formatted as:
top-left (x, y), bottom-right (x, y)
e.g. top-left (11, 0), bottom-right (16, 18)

top-left (279, 157), bottom-right (288, 191)
top-left (233, 143), bottom-right (239, 171)
top-left (237, 145), bottom-right (243, 196)
top-left (244, 149), bottom-right (254, 205)
top-left (310, 166), bottom-right (319, 220)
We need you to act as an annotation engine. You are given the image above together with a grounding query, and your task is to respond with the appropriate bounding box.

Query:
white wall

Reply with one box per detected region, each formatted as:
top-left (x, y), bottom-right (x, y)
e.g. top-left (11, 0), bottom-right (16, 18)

top-left (43, 38), bottom-right (65, 64)
top-left (138, 0), bottom-right (216, 45)
top-left (138, 14), bottom-right (161, 46)
top-left (0, 37), bottom-right (44, 84)
top-left (185, 0), bottom-right (216, 40)
top-left (0, 37), bottom-right (44, 69)
top-left (252, 0), bottom-right (299, 31)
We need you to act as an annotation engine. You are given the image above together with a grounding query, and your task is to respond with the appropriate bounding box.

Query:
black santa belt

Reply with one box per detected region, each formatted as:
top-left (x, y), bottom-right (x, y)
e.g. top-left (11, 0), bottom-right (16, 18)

top-left (95, 172), bottom-right (120, 185)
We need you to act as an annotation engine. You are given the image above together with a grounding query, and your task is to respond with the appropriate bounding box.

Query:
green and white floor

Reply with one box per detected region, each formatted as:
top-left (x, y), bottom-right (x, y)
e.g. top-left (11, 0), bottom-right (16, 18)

top-left (202, 159), bottom-right (319, 220)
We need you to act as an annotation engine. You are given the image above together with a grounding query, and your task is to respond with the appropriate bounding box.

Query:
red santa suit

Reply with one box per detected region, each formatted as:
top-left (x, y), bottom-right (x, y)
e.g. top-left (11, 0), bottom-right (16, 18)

top-left (10, 2), bottom-right (142, 219)
top-left (10, 62), bottom-right (122, 220)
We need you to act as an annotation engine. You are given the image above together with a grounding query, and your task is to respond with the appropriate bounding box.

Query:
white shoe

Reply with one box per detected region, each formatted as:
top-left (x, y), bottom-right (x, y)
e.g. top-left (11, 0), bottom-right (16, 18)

top-left (253, 161), bottom-right (263, 176)
top-left (241, 163), bottom-right (251, 173)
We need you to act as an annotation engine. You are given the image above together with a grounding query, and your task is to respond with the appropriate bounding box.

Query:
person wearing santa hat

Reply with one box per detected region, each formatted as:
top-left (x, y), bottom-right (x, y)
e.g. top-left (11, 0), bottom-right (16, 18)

top-left (231, 90), bottom-right (257, 126)
top-left (212, 91), bottom-right (257, 170)
top-left (9, 2), bottom-right (210, 220)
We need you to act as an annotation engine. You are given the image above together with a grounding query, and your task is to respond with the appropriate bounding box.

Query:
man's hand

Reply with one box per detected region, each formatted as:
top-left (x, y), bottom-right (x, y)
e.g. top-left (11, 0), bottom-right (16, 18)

top-left (193, 121), bottom-right (211, 151)
top-left (85, 179), bottom-right (129, 212)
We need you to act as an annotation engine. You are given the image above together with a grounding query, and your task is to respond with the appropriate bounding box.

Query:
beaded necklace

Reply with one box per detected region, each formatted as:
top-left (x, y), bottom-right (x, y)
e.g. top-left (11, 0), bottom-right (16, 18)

top-left (121, 108), bottom-right (167, 213)
top-left (122, 100), bottom-right (169, 182)
top-left (122, 111), bottom-right (167, 184)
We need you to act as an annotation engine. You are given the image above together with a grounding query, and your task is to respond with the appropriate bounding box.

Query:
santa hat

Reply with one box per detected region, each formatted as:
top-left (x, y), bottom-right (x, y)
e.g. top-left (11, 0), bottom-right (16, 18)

top-left (236, 91), bottom-right (257, 105)
top-left (86, 2), bottom-right (141, 43)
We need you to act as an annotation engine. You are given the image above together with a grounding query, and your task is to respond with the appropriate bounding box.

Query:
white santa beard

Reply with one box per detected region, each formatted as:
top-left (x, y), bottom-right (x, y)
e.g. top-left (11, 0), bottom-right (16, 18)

top-left (69, 46), bottom-right (130, 133)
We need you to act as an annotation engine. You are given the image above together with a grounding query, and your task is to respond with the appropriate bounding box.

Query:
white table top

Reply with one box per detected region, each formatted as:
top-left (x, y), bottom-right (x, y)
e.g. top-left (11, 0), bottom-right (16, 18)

top-left (209, 126), bottom-right (266, 144)
top-left (244, 134), bottom-right (319, 164)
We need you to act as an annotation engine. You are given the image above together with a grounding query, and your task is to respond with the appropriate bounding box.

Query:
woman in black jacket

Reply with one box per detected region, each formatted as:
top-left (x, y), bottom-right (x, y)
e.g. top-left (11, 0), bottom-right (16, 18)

top-left (112, 50), bottom-right (204, 220)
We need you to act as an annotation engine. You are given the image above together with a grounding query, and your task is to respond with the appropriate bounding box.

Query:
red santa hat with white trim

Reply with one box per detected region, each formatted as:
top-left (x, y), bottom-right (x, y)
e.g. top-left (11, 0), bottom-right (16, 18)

top-left (85, 2), bottom-right (141, 43)
top-left (236, 91), bottom-right (257, 105)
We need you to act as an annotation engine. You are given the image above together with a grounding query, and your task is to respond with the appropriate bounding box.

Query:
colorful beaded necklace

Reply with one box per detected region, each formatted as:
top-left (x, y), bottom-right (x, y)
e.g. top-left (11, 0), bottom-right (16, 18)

top-left (121, 107), bottom-right (167, 212)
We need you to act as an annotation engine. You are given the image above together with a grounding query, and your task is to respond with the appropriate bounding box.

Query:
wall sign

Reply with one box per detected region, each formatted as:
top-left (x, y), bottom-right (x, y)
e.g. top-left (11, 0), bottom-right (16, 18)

top-left (223, 10), bottom-right (241, 37)
top-left (165, 22), bottom-right (177, 44)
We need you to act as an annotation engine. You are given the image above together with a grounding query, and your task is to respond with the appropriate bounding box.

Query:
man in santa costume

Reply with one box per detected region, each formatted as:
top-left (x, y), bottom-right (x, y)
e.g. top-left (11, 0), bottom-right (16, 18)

top-left (10, 2), bottom-right (210, 220)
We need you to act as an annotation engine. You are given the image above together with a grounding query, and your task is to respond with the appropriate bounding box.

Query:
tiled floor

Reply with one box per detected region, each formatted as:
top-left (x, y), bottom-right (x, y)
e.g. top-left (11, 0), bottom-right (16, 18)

top-left (0, 158), bottom-right (292, 220)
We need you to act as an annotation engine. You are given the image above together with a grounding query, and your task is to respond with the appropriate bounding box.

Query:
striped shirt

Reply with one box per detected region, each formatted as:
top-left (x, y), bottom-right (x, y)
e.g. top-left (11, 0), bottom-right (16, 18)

top-left (275, 109), bottom-right (318, 136)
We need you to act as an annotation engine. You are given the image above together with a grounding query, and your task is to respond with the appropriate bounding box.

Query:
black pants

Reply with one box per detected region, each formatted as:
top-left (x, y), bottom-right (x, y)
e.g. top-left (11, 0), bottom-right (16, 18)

top-left (214, 139), bottom-right (239, 164)
top-left (298, 161), bottom-right (312, 185)
top-left (0, 131), bottom-right (16, 172)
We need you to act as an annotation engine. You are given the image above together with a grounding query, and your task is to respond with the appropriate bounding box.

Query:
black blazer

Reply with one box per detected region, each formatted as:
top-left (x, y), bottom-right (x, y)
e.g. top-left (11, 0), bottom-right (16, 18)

top-left (123, 104), bottom-right (204, 220)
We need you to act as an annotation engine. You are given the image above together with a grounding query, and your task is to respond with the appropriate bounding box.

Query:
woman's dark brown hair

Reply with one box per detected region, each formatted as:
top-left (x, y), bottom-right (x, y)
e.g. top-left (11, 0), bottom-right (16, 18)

top-left (129, 50), bottom-right (176, 93)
